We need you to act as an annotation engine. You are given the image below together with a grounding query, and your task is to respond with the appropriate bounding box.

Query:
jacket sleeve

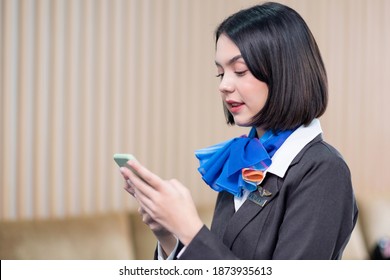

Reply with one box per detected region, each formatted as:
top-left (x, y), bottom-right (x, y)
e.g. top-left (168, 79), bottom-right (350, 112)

top-left (178, 225), bottom-right (241, 260)
top-left (152, 226), bottom-right (237, 260)
top-left (272, 143), bottom-right (358, 259)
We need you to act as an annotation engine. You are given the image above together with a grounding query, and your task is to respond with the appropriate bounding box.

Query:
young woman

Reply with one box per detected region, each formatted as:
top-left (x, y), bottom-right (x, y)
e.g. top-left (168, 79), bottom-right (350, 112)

top-left (119, 2), bottom-right (358, 259)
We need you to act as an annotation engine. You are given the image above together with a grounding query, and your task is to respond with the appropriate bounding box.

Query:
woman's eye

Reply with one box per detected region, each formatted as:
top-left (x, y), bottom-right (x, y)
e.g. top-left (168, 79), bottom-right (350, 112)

top-left (216, 73), bottom-right (224, 79)
top-left (235, 70), bottom-right (248, 76)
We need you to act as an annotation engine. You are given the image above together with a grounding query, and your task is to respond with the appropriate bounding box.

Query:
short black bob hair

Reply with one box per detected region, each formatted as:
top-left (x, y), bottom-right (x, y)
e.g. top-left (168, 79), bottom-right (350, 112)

top-left (215, 2), bottom-right (328, 132)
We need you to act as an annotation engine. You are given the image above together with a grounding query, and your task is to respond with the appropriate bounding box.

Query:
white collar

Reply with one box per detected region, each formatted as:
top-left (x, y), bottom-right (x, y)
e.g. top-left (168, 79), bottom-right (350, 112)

top-left (267, 118), bottom-right (322, 178)
top-left (234, 119), bottom-right (323, 211)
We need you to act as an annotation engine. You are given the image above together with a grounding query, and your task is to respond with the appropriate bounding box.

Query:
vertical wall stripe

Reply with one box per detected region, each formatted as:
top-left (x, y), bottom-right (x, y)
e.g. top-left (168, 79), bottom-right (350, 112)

top-left (17, 0), bottom-right (35, 218)
top-left (32, 0), bottom-right (50, 218)
top-left (2, 0), bottom-right (19, 219)
top-left (0, 0), bottom-right (3, 219)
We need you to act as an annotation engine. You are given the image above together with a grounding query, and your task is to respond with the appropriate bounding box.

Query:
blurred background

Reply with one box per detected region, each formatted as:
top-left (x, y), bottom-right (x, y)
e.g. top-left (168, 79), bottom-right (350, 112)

top-left (1, 0), bottom-right (390, 260)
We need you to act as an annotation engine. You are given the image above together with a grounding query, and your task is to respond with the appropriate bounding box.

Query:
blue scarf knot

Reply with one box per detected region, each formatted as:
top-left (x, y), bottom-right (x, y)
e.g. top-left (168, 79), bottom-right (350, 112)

top-left (195, 127), bottom-right (294, 197)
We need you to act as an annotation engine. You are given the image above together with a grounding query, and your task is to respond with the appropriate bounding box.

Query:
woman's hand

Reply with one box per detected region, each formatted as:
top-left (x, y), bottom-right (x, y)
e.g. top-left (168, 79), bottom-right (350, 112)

top-left (137, 206), bottom-right (177, 256)
top-left (120, 160), bottom-right (204, 246)
top-left (121, 169), bottom-right (171, 236)
top-left (121, 169), bottom-right (177, 256)
top-left (121, 170), bottom-right (170, 235)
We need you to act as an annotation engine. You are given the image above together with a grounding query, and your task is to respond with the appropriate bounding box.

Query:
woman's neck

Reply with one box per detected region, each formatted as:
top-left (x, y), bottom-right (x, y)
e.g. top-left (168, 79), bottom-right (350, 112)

top-left (256, 127), bottom-right (266, 139)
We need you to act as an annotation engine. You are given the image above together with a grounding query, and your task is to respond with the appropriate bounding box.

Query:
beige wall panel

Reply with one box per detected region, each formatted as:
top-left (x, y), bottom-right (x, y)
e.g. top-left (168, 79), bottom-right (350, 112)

top-left (1, 0), bottom-right (389, 220)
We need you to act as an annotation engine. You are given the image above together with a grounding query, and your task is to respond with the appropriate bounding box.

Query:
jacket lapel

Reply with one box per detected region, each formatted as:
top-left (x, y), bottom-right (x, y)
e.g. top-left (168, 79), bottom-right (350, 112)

top-left (210, 192), bottom-right (235, 240)
top-left (222, 175), bottom-right (281, 248)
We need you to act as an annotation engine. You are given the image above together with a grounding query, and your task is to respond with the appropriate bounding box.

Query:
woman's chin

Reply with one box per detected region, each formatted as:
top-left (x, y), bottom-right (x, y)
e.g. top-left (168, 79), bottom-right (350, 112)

top-left (233, 119), bottom-right (252, 127)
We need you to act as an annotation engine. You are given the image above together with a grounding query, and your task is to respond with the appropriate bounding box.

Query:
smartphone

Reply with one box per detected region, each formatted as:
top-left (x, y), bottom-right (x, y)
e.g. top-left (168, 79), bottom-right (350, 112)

top-left (113, 153), bottom-right (144, 181)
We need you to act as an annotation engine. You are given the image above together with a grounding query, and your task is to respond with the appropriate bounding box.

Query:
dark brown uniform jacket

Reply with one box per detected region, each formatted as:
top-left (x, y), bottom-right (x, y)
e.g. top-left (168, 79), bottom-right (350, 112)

top-left (176, 134), bottom-right (358, 259)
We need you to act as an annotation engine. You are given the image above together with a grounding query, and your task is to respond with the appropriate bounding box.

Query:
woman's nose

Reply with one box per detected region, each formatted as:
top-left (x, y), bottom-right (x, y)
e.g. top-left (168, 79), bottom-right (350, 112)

top-left (219, 76), bottom-right (234, 94)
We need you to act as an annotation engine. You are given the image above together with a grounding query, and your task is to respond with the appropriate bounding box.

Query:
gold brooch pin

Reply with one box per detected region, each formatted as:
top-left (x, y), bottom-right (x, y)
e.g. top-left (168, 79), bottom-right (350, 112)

top-left (257, 185), bottom-right (272, 197)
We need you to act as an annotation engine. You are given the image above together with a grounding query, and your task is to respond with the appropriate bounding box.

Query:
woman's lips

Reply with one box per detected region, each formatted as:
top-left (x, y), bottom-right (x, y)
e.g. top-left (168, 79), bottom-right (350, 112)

top-left (226, 101), bottom-right (245, 114)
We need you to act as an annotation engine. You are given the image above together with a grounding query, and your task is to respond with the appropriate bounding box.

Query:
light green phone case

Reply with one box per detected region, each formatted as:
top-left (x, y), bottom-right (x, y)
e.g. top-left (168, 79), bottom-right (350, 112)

top-left (113, 153), bottom-right (136, 168)
top-left (113, 153), bottom-right (145, 182)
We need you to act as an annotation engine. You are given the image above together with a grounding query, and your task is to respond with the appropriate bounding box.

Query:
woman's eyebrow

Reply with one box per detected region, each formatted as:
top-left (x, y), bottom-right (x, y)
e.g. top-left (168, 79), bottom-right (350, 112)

top-left (215, 55), bottom-right (243, 67)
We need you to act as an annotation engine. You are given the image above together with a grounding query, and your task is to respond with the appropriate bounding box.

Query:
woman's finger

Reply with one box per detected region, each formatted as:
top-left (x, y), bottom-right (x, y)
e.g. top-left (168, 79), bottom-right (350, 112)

top-left (132, 184), bottom-right (157, 214)
top-left (127, 160), bottom-right (164, 190)
top-left (124, 183), bottom-right (136, 197)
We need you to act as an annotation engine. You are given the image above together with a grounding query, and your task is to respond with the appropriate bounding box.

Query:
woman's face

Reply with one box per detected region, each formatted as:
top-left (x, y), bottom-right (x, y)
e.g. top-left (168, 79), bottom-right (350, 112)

top-left (215, 34), bottom-right (269, 127)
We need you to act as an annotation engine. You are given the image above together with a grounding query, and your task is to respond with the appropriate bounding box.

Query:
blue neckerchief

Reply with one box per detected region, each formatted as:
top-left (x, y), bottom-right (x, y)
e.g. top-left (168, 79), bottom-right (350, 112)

top-left (195, 127), bottom-right (295, 197)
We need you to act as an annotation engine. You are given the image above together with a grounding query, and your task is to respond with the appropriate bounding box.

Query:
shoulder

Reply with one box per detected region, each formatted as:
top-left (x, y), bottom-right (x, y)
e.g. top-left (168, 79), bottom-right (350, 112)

top-left (280, 134), bottom-right (357, 213)
top-left (283, 134), bottom-right (353, 195)
top-left (292, 134), bottom-right (350, 173)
